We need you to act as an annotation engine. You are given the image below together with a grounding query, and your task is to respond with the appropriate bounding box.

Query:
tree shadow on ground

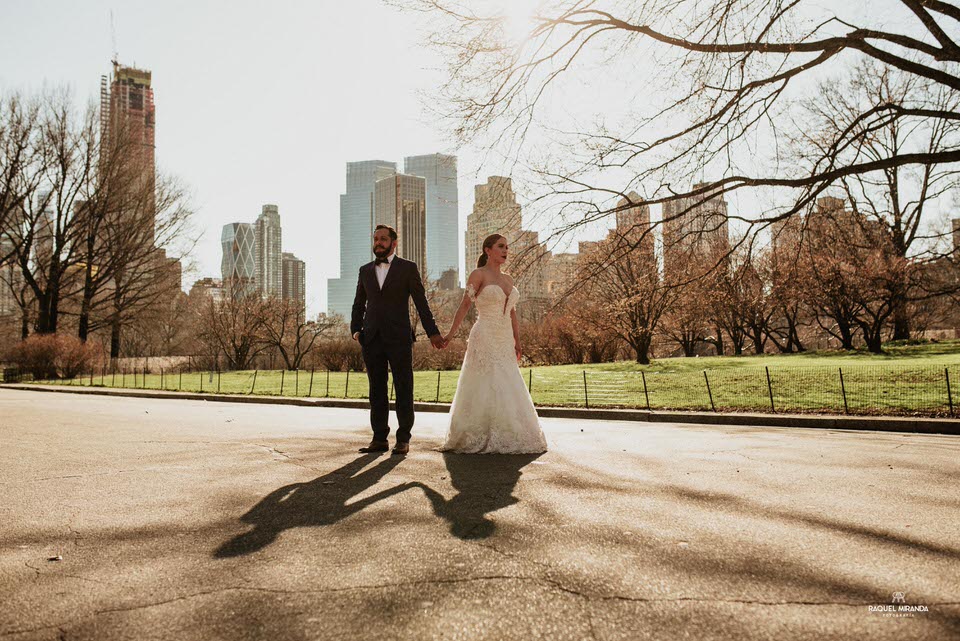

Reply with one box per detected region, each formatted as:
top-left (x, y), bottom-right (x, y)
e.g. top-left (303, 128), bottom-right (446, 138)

top-left (412, 452), bottom-right (542, 540)
top-left (214, 452), bottom-right (412, 558)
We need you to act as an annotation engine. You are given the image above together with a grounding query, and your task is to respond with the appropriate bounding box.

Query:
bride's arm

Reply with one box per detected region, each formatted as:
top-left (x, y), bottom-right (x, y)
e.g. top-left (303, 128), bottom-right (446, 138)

top-left (444, 271), bottom-right (482, 343)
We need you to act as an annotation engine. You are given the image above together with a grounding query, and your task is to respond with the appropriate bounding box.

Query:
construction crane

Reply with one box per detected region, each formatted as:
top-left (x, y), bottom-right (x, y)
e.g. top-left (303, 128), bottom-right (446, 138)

top-left (110, 9), bottom-right (118, 67)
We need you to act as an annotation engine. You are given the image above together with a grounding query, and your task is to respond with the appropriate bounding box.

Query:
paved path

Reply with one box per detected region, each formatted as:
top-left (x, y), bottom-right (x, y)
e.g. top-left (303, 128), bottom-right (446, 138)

top-left (0, 388), bottom-right (957, 640)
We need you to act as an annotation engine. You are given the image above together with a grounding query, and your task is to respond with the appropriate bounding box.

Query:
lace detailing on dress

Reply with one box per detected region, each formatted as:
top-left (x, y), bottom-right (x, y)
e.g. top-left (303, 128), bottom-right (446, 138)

top-left (441, 285), bottom-right (547, 454)
top-left (466, 283), bottom-right (478, 302)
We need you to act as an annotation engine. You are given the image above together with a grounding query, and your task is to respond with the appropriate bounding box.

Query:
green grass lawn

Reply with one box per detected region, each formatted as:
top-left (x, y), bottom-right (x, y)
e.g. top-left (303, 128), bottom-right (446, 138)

top-left (37, 339), bottom-right (960, 417)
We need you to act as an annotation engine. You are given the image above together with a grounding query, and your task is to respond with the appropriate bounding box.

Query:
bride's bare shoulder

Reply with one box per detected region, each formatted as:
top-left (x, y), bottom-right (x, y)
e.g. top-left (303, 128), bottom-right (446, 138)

top-left (465, 269), bottom-right (486, 298)
top-left (467, 269), bottom-right (486, 286)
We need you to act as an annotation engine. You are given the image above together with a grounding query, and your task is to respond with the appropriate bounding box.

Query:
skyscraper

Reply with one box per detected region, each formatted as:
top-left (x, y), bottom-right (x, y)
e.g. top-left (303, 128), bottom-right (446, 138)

top-left (404, 153), bottom-right (459, 282)
top-left (464, 177), bottom-right (522, 276)
top-left (616, 191), bottom-right (655, 272)
top-left (255, 204), bottom-right (282, 297)
top-left (327, 160), bottom-right (397, 318)
top-left (375, 174), bottom-right (427, 272)
top-left (100, 62), bottom-right (156, 241)
top-left (221, 223), bottom-right (256, 297)
top-left (282, 252), bottom-right (306, 310)
top-left (662, 183), bottom-right (730, 279)
top-left (465, 177), bottom-right (551, 318)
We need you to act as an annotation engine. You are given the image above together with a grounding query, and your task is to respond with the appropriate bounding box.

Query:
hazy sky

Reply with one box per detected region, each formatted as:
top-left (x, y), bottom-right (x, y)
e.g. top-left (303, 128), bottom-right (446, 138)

top-left (0, 0), bottom-right (522, 316)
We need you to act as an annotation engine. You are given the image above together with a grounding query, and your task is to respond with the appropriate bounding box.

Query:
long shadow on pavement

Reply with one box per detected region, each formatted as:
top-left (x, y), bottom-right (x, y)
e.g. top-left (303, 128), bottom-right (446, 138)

top-left (413, 452), bottom-right (542, 540)
top-left (214, 452), bottom-right (411, 558)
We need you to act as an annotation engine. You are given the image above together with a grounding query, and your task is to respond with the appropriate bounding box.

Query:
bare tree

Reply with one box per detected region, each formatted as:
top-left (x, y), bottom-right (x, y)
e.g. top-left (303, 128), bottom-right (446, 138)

top-left (195, 288), bottom-right (269, 371)
top-left (0, 89), bottom-right (194, 350)
top-left (118, 291), bottom-right (194, 358)
top-left (262, 299), bottom-right (338, 370)
top-left (795, 60), bottom-right (960, 340)
top-left (707, 254), bottom-right (750, 356)
top-left (98, 172), bottom-right (193, 359)
top-left (577, 231), bottom-right (670, 364)
top-left (797, 198), bottom-right (869, 349)
top-left (766, 236), bottom-right (809, 353)
top-left (9, 91), bottom-right (97, 334)
top-left (0, 93), bottom-right (44, 266)
top-left (399, 0), bottom-right (960, 267)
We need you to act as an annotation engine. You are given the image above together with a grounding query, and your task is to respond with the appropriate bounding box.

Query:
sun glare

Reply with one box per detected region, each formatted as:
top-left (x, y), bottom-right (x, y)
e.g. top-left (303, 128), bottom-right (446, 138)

top-left (494, 0), bottom-right (542, 45)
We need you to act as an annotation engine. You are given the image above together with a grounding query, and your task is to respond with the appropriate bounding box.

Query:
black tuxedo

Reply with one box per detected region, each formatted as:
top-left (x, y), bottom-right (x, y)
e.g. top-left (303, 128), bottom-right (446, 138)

top-left (350, 255), bottom-right (440, 443)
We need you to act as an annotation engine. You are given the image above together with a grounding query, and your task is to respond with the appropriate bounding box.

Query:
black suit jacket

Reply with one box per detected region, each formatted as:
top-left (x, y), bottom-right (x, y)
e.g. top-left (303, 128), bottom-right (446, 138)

top-left (350, 256), bottom-right (440, 346)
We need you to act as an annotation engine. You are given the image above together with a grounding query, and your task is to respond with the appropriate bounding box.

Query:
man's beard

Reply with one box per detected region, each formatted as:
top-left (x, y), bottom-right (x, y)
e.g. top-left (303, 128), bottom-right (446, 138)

top-left (373, 245), bottom-right (390, 258)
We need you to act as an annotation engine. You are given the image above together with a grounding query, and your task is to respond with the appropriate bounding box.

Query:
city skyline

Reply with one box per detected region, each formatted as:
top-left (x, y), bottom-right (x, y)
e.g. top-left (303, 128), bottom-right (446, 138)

top-left (219, 204), bottom-right (303, 306)
top-left (0, 1), bottom-right (509, 320)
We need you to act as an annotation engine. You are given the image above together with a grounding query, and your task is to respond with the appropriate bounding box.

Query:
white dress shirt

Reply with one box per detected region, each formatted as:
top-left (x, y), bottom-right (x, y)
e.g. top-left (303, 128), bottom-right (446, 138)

top-left (375, 253), bottom-right (394, 289)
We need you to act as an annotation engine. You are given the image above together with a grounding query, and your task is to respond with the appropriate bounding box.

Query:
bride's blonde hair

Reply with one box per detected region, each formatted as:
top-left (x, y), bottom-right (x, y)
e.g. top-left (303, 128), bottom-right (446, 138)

top-left (477, 234), bottom-right (504, 268)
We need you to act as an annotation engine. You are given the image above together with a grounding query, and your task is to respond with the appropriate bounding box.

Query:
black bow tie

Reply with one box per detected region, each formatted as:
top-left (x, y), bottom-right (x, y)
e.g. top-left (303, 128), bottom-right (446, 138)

top-left (375, 257), bottom-right (389, 265)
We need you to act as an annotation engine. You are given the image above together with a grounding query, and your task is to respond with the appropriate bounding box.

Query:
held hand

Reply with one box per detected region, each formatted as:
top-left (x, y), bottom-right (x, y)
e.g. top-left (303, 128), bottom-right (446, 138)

top-left (430, 333), bottom-right (446, 350)
top-left (352, 332), bottom-right (360, 342)
top-left (443, 333), bottom-right (454, 346)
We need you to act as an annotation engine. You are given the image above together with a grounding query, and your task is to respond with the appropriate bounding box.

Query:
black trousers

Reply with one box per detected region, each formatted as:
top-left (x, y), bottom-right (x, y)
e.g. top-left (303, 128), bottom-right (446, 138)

top-left (361, 332), bottom-right (415, 443)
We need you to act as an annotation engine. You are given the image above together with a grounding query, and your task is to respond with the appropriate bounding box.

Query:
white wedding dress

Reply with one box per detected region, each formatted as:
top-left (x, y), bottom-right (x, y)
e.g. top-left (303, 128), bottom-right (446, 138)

top-left (441, 283), bottom-right (548, 454)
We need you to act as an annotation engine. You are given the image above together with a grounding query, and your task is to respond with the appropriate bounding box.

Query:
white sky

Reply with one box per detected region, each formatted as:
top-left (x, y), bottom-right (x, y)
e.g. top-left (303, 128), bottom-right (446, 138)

top-left (0, 0), bottom-right (515, 317)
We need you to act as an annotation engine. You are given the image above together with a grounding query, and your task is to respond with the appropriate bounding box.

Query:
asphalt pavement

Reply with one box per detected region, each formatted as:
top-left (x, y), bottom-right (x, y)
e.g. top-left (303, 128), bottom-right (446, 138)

top-left (0, 388), bottom-right (957, 640)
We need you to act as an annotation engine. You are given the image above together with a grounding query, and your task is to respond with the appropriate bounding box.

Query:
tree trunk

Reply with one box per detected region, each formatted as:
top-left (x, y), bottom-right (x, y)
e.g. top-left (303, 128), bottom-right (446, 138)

top-left (35, 257), bottom-right (62, 334)
top-left (634, 337), bottom-right (652, 365)
top-left (78, 278), bottom-right (94, 342)
top-left (891, 289), bottom-right (911, 341)
top-left (35, 291), bottom-right (53, 334)
top-left (787, 312), bottom-right (805, 352)
top-left (838, 320), bottom-right (855, 350)
top-left (78, 231), bottom-right (98, 342)
top-left (680, 333), bottom-right (697, 357)
top-left (110, 314), bottom-right (122, 359)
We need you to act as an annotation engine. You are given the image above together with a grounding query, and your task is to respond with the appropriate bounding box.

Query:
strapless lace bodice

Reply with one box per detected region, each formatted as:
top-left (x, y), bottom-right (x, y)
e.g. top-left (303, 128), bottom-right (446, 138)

top-left (468, 284), bottom-right (518, 320)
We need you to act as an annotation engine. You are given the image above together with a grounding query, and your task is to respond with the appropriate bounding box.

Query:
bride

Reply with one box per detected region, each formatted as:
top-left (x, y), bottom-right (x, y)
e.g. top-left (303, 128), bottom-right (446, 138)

top-left (440, 233), bottom-right (548, 454)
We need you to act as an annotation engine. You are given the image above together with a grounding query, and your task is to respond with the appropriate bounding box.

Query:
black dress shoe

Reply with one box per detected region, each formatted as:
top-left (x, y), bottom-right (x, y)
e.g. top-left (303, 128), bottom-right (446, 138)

top-left (359, 440), bottom-right (390, 453)
top-left (392, 441), bottom-right (410, 456)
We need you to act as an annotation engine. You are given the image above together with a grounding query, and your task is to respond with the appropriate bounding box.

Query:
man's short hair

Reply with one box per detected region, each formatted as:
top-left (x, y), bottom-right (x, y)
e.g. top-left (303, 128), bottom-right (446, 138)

top-left (375, 224), bottom-right (398, 241)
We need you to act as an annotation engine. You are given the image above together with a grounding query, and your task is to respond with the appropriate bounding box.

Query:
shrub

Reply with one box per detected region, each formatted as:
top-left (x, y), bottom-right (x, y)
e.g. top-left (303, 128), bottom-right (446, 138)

top-left (11, 334), bottom-right (102, 380)
top-left (56, 335), bottom-right (103, 378)
top-left (314, 338), bottom-right (364, 372)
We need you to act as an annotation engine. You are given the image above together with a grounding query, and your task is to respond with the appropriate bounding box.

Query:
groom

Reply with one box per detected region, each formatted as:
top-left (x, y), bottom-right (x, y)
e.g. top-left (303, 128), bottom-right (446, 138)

top-left (351, 224), bottom-right (445, 455)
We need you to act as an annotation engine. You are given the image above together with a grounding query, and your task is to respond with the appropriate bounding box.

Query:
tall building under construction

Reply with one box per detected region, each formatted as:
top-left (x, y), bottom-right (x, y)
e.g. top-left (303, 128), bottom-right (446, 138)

top-left (100, 62), bottom-right (157, 240)
top-left (101, 62), bottom-right (155, 170)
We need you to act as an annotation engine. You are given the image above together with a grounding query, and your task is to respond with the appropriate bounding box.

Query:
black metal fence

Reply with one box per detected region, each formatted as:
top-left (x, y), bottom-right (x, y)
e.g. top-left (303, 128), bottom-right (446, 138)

top-left (546, 365), bottom-right (957, 417)
top-left (24, 362), bottom-right (960, 417)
